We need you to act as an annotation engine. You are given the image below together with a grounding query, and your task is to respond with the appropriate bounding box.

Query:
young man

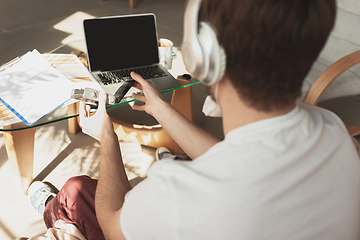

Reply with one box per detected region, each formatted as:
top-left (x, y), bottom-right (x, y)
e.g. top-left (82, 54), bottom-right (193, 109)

top-left (27, 0), bottom-right (360, 239)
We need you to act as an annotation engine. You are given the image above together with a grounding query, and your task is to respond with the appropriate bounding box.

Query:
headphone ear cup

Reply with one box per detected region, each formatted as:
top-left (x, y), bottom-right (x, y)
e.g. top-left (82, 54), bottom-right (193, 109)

top-left (197, 22), bottom-right (226, 85)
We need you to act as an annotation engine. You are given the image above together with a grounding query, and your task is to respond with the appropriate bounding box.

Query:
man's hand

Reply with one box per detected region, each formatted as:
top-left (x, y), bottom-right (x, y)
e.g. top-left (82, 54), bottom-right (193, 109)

top-left (130, 72), bottom-right (220, 159)
top-left (130, 71), bottom-right (168, 117)
top-left (78, 90), bottom-right (113, 141)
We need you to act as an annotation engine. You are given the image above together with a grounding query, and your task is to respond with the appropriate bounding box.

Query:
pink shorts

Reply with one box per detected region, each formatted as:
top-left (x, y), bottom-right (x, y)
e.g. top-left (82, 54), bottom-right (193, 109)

top-left (43, 175), bottom-right (105, 240)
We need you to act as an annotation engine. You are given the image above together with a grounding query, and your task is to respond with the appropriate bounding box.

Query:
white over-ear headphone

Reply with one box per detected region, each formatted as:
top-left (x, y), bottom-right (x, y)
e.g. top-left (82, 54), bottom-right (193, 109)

top-left (181, 0), bottom-right (227, 85)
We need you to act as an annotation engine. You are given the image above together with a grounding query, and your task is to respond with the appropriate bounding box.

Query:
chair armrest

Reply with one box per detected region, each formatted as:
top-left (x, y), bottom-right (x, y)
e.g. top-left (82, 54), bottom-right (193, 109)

top-left (304, 50), bottom-right (360, 105)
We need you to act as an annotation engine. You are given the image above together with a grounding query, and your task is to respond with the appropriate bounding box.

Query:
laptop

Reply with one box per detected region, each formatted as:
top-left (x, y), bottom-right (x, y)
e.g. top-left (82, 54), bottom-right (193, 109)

top-left (83, 13), bottom-right (180, 100)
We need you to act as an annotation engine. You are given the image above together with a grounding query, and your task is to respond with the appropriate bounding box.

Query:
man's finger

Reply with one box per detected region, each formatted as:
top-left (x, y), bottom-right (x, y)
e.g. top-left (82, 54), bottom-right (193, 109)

top-left (79, 100), bottom-right (86, 117)
top-left (132, 93), bottom-right (147, 103)
top-left (132, 104), bottom-right (146, 112)
top-left (97, 90), bottom-right (107, 111)
top-left (131, 71), bottom-right (149, 87)
top-left (132, 82), bottom-right (143, 91)
top-left (79, 100), bottom-right (91, 118)
top-left (85, 104), bottom-right (91, 117)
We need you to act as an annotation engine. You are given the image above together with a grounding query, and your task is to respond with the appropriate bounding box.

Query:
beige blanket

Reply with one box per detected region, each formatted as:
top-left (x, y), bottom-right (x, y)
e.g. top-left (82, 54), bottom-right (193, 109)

top-left (17, 220), bottom-right (86, 240)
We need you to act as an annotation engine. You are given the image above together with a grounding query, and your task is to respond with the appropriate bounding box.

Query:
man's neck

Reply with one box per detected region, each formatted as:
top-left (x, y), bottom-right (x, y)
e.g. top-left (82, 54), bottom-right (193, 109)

top-left (218, 78), bottom-right (295, 136)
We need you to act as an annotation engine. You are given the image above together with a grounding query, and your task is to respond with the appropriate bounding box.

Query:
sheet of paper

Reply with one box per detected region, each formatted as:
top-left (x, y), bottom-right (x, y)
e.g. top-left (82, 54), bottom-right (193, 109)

top-left (42, 54), bottom-right (101, 90)
top-left (0, 50), bottom-right (75, 125)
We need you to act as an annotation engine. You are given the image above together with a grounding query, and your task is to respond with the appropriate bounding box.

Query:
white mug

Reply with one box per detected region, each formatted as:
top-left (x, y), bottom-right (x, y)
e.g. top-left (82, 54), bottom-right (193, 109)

top-left (158, 38), bottom-right (177, 69)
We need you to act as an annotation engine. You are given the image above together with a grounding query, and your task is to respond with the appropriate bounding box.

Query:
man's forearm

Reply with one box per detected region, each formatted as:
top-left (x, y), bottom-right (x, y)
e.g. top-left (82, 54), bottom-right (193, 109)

top-left (95, 122), bottom-right (131, 239)
top-left (154, 101), bottom-right (221, 159)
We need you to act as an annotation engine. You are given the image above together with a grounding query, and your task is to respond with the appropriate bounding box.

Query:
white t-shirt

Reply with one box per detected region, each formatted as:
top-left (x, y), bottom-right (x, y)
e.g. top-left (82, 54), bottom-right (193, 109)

top-left (121, 103), bottom-right (360, 240)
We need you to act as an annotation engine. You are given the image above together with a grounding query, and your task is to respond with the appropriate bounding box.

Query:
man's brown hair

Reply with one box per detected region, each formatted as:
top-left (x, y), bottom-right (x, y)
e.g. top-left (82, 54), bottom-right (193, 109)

top-left (199, 0), bottom-right (336, 112)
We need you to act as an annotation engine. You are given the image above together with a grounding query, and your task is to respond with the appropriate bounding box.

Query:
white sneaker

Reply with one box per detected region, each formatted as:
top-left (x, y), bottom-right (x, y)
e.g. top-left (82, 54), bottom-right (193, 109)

top-left (28, 181), bottom-right (56, 216)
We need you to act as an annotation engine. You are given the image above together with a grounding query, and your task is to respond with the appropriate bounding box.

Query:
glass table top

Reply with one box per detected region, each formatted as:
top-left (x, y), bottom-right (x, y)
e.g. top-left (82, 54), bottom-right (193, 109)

top-left (0, 40), bottom-right (200, 132)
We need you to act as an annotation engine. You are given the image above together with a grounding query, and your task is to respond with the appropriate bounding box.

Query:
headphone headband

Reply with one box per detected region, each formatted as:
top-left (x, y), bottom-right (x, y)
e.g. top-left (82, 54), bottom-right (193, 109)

top-left (182, 0), bottom-right (203, 76)
top-left (181, 0), bottom-right (226, 85)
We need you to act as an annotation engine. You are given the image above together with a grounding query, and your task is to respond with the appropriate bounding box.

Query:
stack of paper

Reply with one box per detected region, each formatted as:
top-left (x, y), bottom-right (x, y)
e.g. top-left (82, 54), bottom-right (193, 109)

top-left (0, 50), bottom-right (100, 127)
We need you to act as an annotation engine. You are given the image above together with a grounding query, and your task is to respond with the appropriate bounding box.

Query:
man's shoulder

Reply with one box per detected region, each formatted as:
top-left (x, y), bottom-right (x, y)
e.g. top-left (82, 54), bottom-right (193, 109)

top-left (298, 102), bottom-right (348, 131)
top-left (297, 102), bottom-right (340, 120)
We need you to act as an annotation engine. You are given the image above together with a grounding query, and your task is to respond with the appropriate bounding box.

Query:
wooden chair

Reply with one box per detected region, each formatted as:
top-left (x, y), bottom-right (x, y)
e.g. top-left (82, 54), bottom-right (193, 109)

top-left (303, 50), bottom-right (360, 137)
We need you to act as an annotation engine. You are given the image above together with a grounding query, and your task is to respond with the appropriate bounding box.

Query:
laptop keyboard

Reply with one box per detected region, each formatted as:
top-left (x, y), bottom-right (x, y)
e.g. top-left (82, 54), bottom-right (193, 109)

top-left (97, 65), bottom-right (167, 85)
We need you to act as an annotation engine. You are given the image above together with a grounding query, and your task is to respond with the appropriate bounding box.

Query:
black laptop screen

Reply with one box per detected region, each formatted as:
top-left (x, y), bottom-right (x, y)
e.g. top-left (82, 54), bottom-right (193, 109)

top-left (84, 14), bottom-right (159, 72)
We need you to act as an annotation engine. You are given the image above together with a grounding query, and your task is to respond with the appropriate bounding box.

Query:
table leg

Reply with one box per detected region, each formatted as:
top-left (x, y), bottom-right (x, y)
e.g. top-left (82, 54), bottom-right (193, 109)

top-left (171, 78), bottom-right (194, 122)
top-left (68, 102), bottom-right (80, 135)
top-left (3, 123), bottom-right (36, 194)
